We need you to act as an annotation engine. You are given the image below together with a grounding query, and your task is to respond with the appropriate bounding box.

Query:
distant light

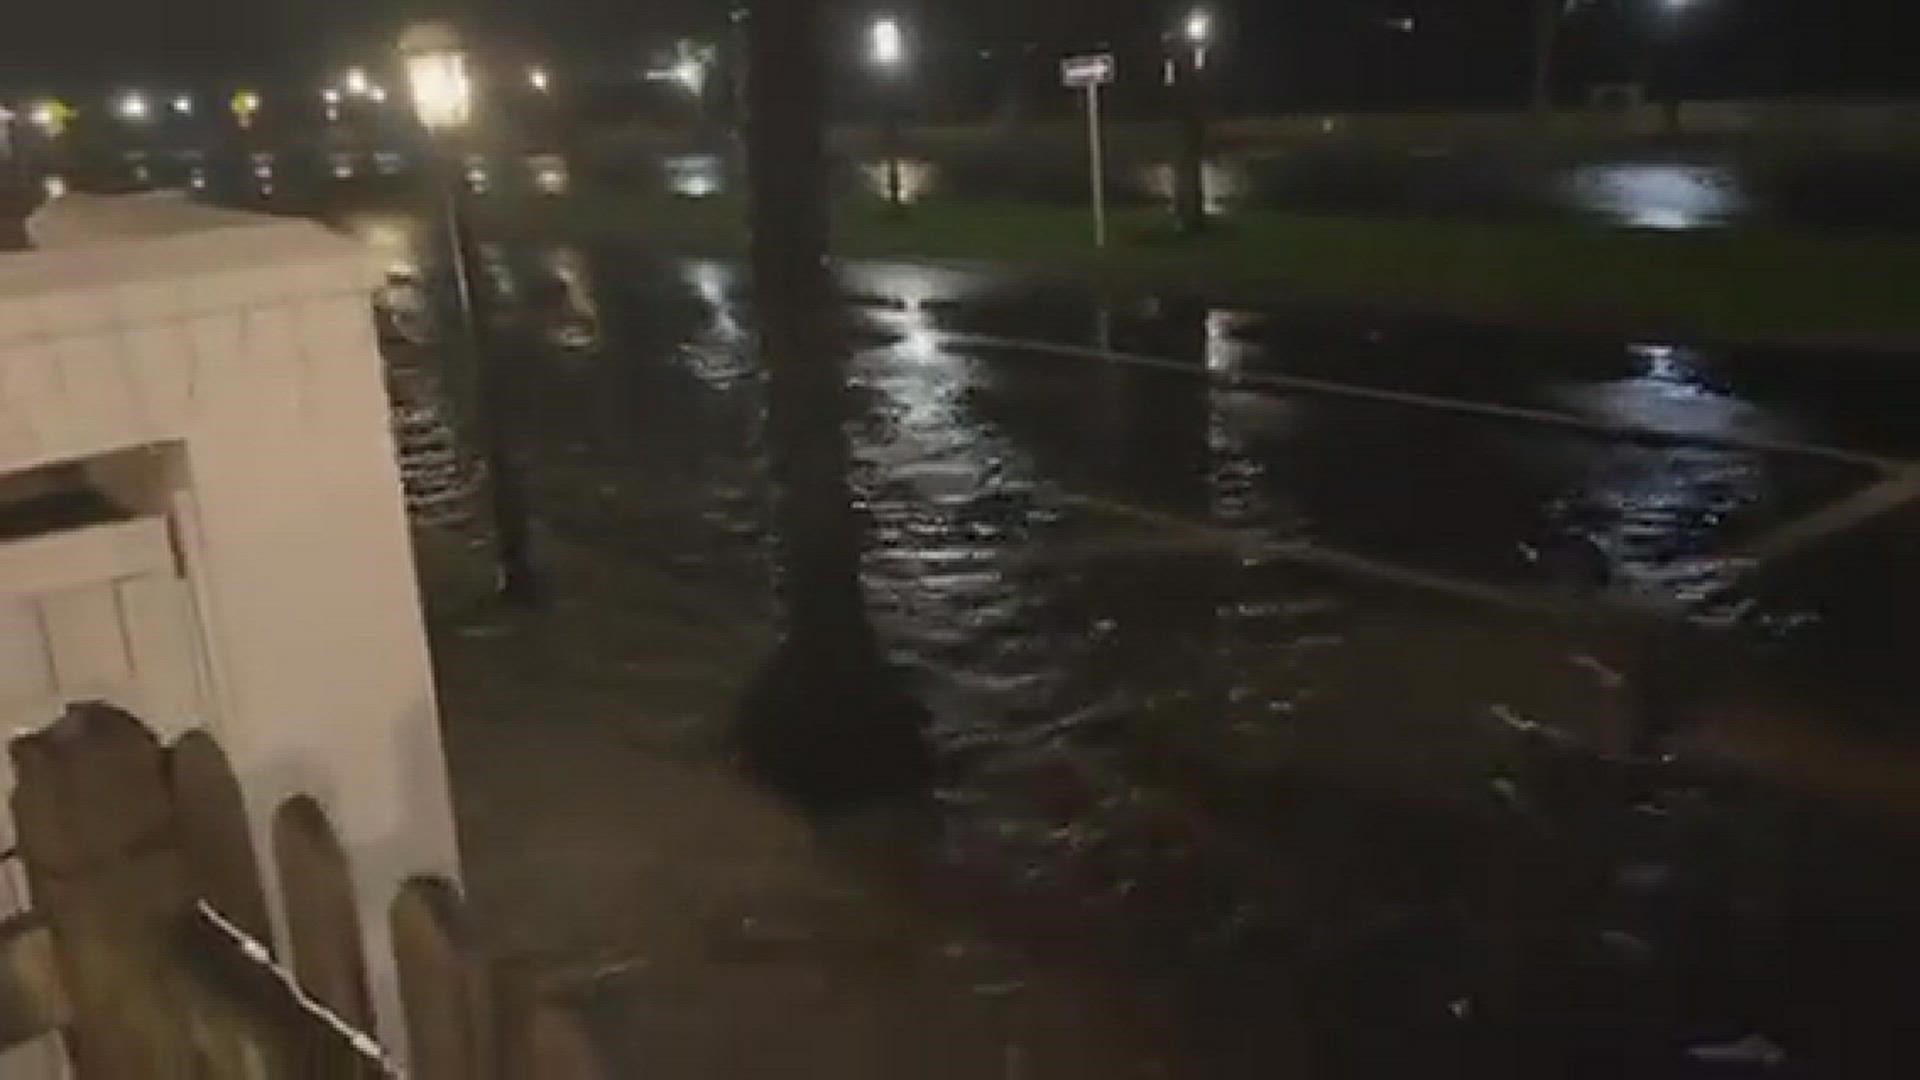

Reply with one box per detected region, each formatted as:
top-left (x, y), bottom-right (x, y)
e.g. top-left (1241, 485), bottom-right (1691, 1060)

top-left (532, 159), bottom-right (569, 195)
top-left (29, 100), bottom-right (71, 137)
top-left (1185, 9), bottom-right (1212, 46)
top-left (871, 17), bottom-right (905, 70)
top-left (345, 67), bottom-right (371, 97)
top-left (399, 21), bottom-right (474, 134)
top-left (528, 66), bottom-right (551, 93)
top-left (322, 88), bottom-right (343, 106)
top-left (673, 59), bottom-right (705, 95)
top-left (1387, 14), bottom-right (1416, 33)
top-left (117, 92), bottom-right (150, 122)
top-left (171, 94), bottom-right (194, 117)
top-left (231, 90), bottom-right (261, 128)
top-left (42, 174), bottom-right (68, 200)
top-left (366, 84), bottom-right (389, 104)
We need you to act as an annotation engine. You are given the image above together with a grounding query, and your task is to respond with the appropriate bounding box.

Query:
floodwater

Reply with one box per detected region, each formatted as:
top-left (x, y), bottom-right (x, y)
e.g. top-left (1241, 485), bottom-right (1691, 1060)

top-left (348, 213), bottom-right (1920, 1075)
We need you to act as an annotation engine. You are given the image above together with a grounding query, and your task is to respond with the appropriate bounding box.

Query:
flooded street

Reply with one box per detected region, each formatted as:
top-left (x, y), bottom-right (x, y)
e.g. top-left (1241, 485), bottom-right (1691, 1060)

top-left (354, 213), bottom-right (1920, 1075)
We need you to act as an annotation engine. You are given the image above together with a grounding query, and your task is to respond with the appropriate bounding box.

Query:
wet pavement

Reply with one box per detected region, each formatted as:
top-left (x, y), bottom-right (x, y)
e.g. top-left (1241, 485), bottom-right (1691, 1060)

top-left (351, 211), bottom-right (1920, 1076)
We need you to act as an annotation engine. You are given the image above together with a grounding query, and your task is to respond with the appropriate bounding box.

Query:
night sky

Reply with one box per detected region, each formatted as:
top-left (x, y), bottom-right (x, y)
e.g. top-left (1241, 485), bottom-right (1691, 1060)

top-left (10, 1), bottom-right (1920, 107)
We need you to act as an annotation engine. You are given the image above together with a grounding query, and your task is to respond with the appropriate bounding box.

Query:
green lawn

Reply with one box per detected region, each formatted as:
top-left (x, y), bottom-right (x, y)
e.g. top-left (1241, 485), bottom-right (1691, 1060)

top-left (501, 190), bottom-right (1920, 350)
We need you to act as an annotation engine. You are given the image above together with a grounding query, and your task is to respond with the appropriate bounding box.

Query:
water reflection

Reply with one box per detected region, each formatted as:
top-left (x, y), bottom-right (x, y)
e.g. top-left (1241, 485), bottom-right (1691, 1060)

top-left (528, 153), bottom-right (570, 196)
top-left (542, 246), bottom-right (602, 351)
top-left (1552, 342), bottom-right (1794, 445)
top-left (464, 155), bottom-right (491, 196)
top-left (1138, 160), bottom-right (1250, 215)
top-left (858, 158), bottom-right (937, 205)
top-left (1560, 162), bottom-right (1745, 231)
top-left (664, 153), bottom-right (725, 198)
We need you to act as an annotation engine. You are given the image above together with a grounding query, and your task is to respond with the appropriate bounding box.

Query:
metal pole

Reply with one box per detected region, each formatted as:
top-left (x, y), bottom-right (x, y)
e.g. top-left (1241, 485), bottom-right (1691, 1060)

top-left (1087, 84), bottom-right (1107, 248)
top-left (439, 155), bottom-right (542, 606)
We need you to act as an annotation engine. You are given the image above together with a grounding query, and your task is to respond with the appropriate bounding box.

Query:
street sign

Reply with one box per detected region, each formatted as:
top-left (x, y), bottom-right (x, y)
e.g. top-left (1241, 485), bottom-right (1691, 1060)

top-left (1060, 53), bottom-right (1116, 89)
top-left (1061, 54), bottom-right (1115, 248)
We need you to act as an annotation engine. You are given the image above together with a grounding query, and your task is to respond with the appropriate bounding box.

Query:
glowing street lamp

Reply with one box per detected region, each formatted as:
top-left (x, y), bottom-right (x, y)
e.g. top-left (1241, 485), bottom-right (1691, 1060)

top-left (870, 17), bottom-right (905, 72)
top-left (528, 66), bottom-right (551, 93)
top-left (345, 67), bottom-right (371, 98)
top-left (116, 92), bottom-right (150, 123)
top-left (674, 57), bottom-right (706, 96)
top-left (400, 22), bottom-right (474, 133)
top-left (1186, 9), bottom-right (1213, 47)
top-left (29, 100), bottom-right (72, 138)
top-left (230, 90), bottom-right (261, 129)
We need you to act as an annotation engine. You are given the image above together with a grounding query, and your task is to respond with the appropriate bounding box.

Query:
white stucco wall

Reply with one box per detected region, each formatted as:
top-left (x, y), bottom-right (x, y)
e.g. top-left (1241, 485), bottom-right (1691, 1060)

top-left (0, 194), bottom-right (460, 1064)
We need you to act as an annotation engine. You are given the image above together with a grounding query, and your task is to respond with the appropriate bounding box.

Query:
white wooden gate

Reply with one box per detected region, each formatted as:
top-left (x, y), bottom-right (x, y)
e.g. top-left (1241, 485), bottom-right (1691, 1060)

top-left (0, 510), bottom-right (217, 1078)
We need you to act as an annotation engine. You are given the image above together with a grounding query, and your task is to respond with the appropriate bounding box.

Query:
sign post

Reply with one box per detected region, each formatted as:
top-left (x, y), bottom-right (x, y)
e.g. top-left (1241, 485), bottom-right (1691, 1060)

top-left (1061, 53), bottom-right (1116, 248)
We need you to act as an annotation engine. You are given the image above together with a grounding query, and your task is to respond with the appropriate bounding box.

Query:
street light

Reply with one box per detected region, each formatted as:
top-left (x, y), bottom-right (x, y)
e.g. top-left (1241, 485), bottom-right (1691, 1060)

top-left (401, 24), bottom-right (474, 132)
top-left (870, 17), bottom-right (905, 71)
top-left (171, 94), bottom-right (194, 117)
top-left (673, 57), bottom-right (706, 96)
top-left (1185, 9), bottom-right (1212, 46)
top-left (398, 20), bottom-right (542, 606)
top-left (1168, 8), bottom-right (1214, 234)
top-left (869, 17), bottom-right (908, 208)
top-left (528, 66), bottom-right (551, 93)
top-left (28, 100), bottom-right (70, 138)
top-left (345, 67), bottom-right (371, 98)
top-left (231, 90), bottom-right (261, 129)
top-left (116, 92), bottom-right (150, 123)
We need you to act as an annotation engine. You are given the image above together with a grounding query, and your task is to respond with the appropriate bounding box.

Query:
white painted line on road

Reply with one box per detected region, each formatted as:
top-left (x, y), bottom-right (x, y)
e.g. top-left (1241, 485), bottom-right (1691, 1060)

top-left (937, 331), bottom-right (1908, 475)
top-left (1060, 491), bottom-right (1667, 625)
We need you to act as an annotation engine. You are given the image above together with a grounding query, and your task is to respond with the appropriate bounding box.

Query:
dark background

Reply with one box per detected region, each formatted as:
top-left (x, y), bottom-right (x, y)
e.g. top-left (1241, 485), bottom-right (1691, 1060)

top-left (6, 1), bottom-right (1915, 111)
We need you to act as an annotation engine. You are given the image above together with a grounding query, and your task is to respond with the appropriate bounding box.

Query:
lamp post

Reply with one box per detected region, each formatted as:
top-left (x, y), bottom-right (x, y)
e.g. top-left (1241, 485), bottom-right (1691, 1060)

top-left (1168, 7), bottom-right (1212, 235)
top-left (1656, 0), bottom-right (1692, 134)
top-left (400, 21), bottom-right (542, 605)
top-left (869, 16), bottom-right (907, 209)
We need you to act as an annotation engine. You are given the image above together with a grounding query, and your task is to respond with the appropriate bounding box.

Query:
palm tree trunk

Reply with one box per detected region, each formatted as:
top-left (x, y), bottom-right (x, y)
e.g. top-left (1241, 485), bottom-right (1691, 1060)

top-left (738, 0), bottom-right (930, 807)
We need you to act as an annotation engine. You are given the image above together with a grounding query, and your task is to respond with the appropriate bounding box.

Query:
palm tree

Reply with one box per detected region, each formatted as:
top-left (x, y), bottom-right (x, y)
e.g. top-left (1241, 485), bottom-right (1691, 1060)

top-left (735, 0), bottom-right (932, 807)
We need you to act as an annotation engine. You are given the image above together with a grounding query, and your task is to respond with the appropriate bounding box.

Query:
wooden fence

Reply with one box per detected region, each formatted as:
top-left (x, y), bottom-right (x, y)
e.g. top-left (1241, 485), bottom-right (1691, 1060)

top-left (0, 701), bottom-right (602, 1079)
